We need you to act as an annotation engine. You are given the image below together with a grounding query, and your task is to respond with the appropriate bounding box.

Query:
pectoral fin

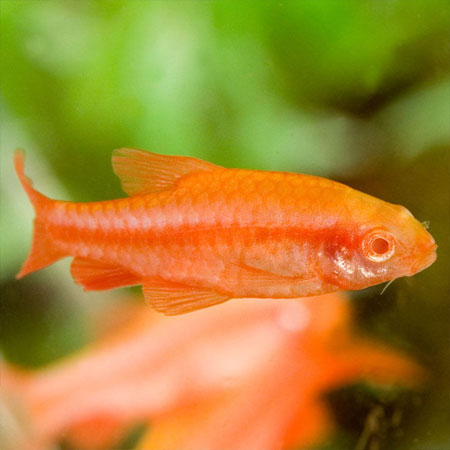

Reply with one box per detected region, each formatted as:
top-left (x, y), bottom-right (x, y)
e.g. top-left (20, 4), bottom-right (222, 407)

top-left (71, 258), bottom-right (140, 291)
top-left (142, 278), bottom-right (229, 315)
top-left (112, 148), bottom-right (221, 196)
top-left (222, 262), bottom-right (291, 288)
top-left (220, 262), bottom-right (314, 297)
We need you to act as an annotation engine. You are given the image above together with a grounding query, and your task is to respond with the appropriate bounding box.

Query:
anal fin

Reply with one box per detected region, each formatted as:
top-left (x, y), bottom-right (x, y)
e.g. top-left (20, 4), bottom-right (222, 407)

top-left (71, 258), bottom-right (140, 291)
top-left (142, 278), bottom-right (229, 315)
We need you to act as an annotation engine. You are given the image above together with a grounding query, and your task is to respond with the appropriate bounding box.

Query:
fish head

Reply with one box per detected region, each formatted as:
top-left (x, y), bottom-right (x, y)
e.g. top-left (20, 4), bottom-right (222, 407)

top-left (319, 200), bottom-right (437, 291)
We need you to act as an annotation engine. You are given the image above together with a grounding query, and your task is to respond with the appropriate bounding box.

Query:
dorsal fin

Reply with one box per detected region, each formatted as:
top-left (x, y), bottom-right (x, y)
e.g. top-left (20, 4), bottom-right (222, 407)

top-left (112, 148), bottom-right (221, 196)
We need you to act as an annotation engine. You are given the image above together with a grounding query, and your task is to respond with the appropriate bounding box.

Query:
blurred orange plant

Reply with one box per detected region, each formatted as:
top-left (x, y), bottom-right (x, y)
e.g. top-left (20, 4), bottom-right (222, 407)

top-left (2, 293), bottom-right (423, 450)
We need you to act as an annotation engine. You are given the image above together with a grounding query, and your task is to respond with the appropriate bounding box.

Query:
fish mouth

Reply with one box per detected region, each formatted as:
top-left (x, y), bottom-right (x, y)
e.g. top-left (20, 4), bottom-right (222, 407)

top-left (411, 243), bottom-right (437, 275)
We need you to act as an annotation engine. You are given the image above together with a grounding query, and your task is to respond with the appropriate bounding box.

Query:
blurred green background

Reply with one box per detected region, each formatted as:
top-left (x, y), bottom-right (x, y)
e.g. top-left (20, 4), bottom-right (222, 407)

top-left (0, 1), bottom-right (449, 449)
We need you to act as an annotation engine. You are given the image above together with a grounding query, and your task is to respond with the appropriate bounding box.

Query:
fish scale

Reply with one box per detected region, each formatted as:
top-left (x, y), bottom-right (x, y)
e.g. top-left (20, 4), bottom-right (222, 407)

top-left (14, 148), bottom-right (436, 314)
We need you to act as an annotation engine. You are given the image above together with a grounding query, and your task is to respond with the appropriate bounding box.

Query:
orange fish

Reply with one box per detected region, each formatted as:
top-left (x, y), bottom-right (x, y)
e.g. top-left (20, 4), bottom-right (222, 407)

top-left (1, 293), bottom-right (424, 450)
top-left (14, 148), bottom-right (436, 314)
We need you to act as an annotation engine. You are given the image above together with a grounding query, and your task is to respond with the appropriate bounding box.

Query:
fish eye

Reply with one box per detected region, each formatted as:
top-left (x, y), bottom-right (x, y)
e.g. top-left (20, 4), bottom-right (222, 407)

top-left (362, 230), bottom-right (396, 263)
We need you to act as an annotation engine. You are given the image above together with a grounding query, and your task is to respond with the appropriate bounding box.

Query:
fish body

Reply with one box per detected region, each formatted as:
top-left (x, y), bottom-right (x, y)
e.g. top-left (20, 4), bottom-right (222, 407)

top-left (14, 148), bottom-right (436, 314)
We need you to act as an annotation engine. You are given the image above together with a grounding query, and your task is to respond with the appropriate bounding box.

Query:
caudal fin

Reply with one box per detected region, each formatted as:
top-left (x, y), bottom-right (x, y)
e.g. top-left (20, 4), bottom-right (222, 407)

top-left (14, 150), bottom-right (65, 278)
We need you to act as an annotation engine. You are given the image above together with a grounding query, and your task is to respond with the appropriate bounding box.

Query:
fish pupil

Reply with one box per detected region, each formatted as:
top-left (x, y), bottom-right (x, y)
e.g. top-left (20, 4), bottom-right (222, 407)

top-left (371, 237), bottom-right (390, 255)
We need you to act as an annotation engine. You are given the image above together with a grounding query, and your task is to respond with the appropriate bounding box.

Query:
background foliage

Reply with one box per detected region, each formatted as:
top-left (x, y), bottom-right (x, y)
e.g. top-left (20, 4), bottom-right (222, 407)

top-left (1, 1), bottom-right (449, 449)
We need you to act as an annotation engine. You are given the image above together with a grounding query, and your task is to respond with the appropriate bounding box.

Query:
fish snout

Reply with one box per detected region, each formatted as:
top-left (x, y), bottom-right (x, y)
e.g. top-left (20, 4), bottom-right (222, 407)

top-left (411, 243), bottom-right (437, 275)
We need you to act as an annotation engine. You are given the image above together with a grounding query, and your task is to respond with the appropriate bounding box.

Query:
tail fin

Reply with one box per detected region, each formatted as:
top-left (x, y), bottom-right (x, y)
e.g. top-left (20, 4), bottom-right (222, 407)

top-left (14, 150), bottom-right (64, 278)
